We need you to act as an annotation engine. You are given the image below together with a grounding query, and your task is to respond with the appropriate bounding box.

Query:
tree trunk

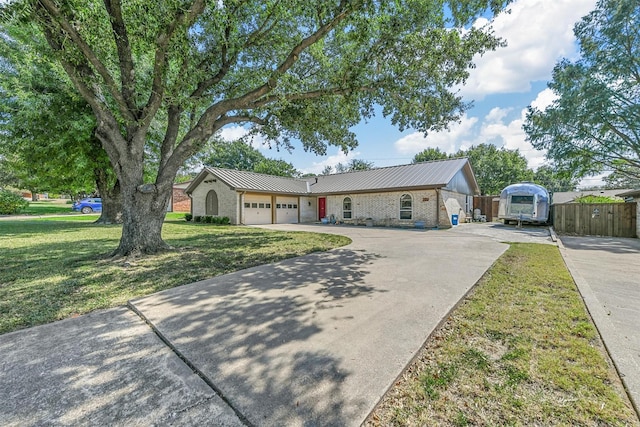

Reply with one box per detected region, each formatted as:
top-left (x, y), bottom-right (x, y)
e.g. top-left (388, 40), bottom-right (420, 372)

top-left (90, 134), bottom-right (123, 224)
top-left (95, 180), bottom-right (122, 225)
top-left (112, 182), bottom-right (171, 257)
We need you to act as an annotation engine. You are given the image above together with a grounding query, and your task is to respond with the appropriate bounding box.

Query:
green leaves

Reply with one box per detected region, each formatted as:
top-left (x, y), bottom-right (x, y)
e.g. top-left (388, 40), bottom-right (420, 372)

top-left (524, 0), bottom-right (640, 181)
top-left (413, 144), bottom-right (533, 195)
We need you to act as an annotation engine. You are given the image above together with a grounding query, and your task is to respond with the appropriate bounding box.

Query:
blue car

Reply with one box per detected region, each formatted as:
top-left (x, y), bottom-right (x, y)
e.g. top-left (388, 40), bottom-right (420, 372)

top-left (72, 198), bottom-right (102, 214)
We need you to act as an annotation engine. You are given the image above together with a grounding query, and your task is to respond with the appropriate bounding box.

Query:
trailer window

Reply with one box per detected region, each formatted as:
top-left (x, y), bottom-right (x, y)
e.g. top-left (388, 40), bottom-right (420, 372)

top-left (512, 196), bottom-right (533, 204)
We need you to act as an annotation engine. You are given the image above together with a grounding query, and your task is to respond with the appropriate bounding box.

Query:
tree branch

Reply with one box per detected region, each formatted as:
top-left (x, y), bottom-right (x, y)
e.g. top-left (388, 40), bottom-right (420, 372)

top-left (140, 0), bottom-right (207, 129)
top-left (231, 0), bottom-right (357, 107)
top-left (103, 0), bottom-right (137, 114)
top-left (37, 0), bottom-right (135, 123)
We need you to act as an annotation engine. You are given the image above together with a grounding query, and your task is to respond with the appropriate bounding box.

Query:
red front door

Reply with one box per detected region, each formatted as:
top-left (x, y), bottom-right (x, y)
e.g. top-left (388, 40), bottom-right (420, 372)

top-left (318, 197), bottom-right (326, 220)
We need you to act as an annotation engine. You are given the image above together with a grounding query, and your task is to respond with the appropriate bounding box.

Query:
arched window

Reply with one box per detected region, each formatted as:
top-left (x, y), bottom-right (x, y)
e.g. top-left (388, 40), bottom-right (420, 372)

top-left (400, 194), bottom-right (412, 220)
top-left (206, 190), bottom-right (219, 215)
top-left (343, 197), bottom-right (352, 219)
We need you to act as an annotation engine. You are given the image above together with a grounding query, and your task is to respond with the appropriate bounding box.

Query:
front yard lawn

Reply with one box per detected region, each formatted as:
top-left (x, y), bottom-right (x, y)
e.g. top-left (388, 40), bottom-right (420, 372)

top-left (0, 218), bottom-right (350, 334)
top-left (18, 200), bottom-right (77, 215)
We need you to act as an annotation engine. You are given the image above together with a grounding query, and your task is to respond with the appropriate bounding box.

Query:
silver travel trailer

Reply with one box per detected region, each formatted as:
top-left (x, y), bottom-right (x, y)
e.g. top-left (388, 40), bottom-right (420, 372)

top-left (498, 183), bottom-right (550, 224)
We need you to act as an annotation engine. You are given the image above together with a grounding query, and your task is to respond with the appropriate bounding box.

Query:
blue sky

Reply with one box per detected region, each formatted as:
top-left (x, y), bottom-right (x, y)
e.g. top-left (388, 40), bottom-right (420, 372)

top-left (219, 0), bottom-right (602, 184)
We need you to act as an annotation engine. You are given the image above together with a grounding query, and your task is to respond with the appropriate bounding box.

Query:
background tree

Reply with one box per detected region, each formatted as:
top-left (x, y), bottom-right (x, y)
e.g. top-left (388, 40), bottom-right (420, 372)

top-left (524, 0), bottom-right (640, 182)
top-left (200, 139), bottom-right (299, 177)
top-left (320, 165), bottom-right (334, 176)
top-left (253, 159), bottom-right (299, 177)
top-left (600, 159), bottom-right (640, 188)
top-left (334, 158), bottom-right (375, 173)
top-left (0, 22), bottom-right (122, 223)
top-left (412, 147), bottom-right (449, 163)
top-left (199, 139), bottom-right (265, 172)
top-left (7, 0), bottom-right (507, 256)
top-left (532, 164), bottom-right (578, 193)
top-left (454, 144), bottom-right (533, 195)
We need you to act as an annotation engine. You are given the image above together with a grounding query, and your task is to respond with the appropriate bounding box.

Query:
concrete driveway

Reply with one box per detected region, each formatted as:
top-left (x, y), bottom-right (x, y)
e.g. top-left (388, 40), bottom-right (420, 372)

top-left (1, 224), bottom-right (509, 426)
top-left (558, 236), bottom-right (640, 413)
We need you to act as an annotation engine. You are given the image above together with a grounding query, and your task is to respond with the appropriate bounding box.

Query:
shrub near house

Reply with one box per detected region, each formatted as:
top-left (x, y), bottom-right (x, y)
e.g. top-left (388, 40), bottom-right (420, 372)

top-left (0, 190), bottom-right (29, 214)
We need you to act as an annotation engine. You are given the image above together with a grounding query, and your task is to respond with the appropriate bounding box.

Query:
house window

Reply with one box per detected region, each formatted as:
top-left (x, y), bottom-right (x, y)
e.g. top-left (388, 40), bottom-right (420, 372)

top-left (276, 204), bottom-right (281, 209)
top-left (251, 203), bottom-right (258, 208)
top-left (244, 202), bottom-right (250, 208)
top-left (266, 203), bottom-right (271, 208)
top-left (400, 194), bottom-right (412, 220)
top-left (343, 197), bottom-right (352, 219)
top-left (206, 190), bottom-right (219, 215)
top-left (258, 203), bottom-right (265, 208)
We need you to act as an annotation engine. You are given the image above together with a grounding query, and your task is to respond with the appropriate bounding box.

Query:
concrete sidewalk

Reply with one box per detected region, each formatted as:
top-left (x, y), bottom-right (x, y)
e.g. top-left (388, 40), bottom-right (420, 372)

top-left (0, 307), bottom-right (243, 426)
top-left (558, 236), bottom-right (640, 416)
top-left (1, 225), bottom-right (508, 426)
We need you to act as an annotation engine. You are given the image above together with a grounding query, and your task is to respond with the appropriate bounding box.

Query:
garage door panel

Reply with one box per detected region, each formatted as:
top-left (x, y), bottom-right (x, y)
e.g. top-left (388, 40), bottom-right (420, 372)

top-left (244, 195), bottom-right (272, 225)
top-left (276, 197), bottom-right (298, 224)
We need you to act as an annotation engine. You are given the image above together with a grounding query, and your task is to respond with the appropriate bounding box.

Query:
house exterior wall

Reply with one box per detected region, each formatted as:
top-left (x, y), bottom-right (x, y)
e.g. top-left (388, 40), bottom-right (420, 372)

top-left (324, 189), bottom-right (439, 227)
top-left (300, 196), bottom-right (317, 223)
top-left (441, 189), bottom-right (471, 226)
top-left (190, 173), bottom-right (239, 223)
top-left (171, 187), bottom-right (191, 212)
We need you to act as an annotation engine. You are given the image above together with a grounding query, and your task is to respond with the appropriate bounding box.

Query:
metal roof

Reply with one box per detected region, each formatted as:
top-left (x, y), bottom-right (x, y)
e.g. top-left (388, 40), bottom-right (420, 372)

top-left (307, 158), bottom-right (475, 194)
top-left (186, 158), bottom-right (477, 196)
top-left (200, 167), bottom-right (309, 194)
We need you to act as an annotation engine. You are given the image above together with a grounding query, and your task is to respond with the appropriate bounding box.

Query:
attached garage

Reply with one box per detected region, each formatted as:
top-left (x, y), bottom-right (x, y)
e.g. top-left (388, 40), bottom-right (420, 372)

top-left (276, 196), bottom-right (299, 224)
top-left (243, 194), bottom-right (272, 225)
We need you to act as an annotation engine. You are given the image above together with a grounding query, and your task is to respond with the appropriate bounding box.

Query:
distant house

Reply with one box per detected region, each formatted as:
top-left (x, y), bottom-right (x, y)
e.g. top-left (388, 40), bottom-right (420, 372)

top-left (551, 189), bottom-right (633, 205)
top-left (167, 181), bottom-right (192, 212)
top-left (185, 158), bottom-right (479, 228)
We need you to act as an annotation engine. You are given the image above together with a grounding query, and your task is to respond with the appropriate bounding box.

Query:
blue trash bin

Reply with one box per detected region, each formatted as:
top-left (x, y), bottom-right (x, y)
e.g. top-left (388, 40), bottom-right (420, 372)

top-left (451, 214), bottom-right (459, 226)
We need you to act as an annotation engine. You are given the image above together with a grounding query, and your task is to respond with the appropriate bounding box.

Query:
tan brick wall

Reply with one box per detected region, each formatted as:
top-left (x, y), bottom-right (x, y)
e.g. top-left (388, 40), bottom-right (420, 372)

top-left (171, 188), bottom-right (191, 212)
top-left (300, 196), bottom-right (317, 223)
top-left (324, 190), bottom-right (439, 227)
top-left (190, 174), bottom-right (239, 224)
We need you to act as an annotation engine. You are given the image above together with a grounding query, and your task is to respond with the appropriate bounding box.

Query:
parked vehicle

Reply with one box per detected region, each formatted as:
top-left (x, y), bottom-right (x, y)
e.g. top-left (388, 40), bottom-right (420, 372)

top-left (498, 183), bottom-right (549, 224)
top-left (72, 197), bottom-right (102, 214)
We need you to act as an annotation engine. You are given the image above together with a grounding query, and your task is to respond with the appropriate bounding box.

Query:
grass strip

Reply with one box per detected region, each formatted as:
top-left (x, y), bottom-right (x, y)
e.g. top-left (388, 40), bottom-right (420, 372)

top-left (0, 218), bottom-right (350, 334)
top-left (368, 243), bottom-right (639, 426)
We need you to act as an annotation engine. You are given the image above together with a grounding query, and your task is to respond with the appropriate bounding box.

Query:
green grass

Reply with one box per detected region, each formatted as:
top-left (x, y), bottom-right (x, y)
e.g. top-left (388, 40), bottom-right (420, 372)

top-left (0, 217), bottom-right (350, 334)
top-left (368, 243), bottom-right (639, 426)
top-left (19, 200), bottom-right (78, 215)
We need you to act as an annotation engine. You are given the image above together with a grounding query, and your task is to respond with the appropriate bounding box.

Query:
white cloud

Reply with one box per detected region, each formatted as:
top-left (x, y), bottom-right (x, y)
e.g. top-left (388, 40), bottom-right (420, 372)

top-left (394, 114), bottom-right (479, 155)
top-left (301, 150), bottom-right (360, 175)
top-left (461, 0), bottom-right (597, 99)
top-left (478, 108), bottom-right (547, 170)
top-left (217, 125), bottom-right (267, 150)
top-left (392, 87), bottom-right (557, 170)
top-left (530, 88), bottom-right (557, 111)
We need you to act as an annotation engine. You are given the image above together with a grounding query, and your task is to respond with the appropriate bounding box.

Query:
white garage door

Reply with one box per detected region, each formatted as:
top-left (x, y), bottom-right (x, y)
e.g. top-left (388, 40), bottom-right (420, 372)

top-left (243, 195), bottom-right (272, 225)
top-left (276, 197), bottom-right (298, 224)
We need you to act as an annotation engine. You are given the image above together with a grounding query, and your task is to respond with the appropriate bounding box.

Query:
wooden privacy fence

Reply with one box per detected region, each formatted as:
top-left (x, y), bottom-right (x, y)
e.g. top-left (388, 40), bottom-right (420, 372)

top-left (473, 196), bottom-right (499, 221)
top-left (552, 203), bottom-right (637, 238)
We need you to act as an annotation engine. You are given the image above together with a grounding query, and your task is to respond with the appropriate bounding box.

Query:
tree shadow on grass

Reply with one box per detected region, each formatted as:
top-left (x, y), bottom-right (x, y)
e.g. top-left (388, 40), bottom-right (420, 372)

top-left (131, 248), bottom-right (386, 426)
top-left (0, 226), bottom-right (348, 334)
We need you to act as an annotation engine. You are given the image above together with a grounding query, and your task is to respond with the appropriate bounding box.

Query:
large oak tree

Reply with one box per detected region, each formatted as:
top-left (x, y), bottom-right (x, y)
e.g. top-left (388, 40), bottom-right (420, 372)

top-left (524, 0), bottom-right (640, 182)
top-left (5, 0), bottom-right (507, 256)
